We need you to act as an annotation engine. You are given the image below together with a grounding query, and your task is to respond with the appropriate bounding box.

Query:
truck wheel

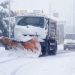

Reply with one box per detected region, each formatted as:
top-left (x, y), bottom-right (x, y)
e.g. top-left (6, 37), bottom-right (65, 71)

top-left (5, 45), bottom-right (11, 50)
top-left (64, 47), bottom-right (66, 50)
top-left (51, 41), bottom-right (57, 55)
top-left (40, 46), bottom-right (46, 56)
top-left (52, 47), bottom-right (57, 55)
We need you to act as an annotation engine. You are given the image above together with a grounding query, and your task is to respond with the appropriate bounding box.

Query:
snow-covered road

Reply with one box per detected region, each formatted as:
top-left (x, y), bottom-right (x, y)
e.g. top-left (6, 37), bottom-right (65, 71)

top-left (0, 45), bottom-right (75, 75)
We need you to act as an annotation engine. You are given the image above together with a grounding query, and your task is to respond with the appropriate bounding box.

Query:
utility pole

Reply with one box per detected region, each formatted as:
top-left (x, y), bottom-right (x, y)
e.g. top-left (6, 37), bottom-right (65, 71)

top-left (9, 0), bottom-right (11, 38)
top-left (73, 0), bottom-right (74, 33)
top-left (48, 3), bottom-right (51, 36)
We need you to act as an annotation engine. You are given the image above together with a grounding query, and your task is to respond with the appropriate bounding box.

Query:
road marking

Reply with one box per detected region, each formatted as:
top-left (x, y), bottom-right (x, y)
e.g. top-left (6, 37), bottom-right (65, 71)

top-left (0, 58), bottom-right (18, 64)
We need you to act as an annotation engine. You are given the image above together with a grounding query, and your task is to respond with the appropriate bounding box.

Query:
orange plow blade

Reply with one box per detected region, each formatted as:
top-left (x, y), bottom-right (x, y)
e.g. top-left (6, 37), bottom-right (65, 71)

top-left (24, 38), bottom-right (40, 51)
top-left (1, 36), bottom-right (41, 54)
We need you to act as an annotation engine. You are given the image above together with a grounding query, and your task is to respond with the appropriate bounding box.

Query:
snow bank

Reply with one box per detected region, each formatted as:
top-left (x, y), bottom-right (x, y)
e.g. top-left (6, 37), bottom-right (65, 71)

top-left (58, 44), bottom-right (63, 50)
top-left (0, 43), bottom-right (63, 58)
top-left (0, 47), bottom-right (41, 58)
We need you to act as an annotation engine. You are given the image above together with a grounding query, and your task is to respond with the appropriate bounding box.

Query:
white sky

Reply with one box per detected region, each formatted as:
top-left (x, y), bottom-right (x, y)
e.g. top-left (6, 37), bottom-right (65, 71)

top-left (10, 0), bottom-right (75, 26)
top-left (0, 0), bottom-right (74, 26)
top-left (10, 0), bottom-right (73, 14)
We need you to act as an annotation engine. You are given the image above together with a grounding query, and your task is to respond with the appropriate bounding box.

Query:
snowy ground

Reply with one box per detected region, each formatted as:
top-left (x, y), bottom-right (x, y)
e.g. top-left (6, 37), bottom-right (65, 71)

top-left (0, 44), bottom-right (75, 75)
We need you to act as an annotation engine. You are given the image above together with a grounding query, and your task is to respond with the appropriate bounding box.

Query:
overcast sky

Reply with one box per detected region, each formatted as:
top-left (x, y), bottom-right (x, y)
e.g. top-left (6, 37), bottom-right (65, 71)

top-left (10, 0), bottom-right (73, 14)
top-left (10, 0), bottom-right (74, 26)
top-left (0, 0), bottom-right (74, 26)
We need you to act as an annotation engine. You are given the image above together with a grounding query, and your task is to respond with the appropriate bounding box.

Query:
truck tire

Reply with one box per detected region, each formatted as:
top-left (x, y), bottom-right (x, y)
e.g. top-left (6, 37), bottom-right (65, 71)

top-left (52, 41), bottom-right (57, 55)
top-left (49, 41), bottom-right (57, 55)
top-left (64, 47), bottom-right (66, 50)
top-left (5, 45), bottom-right (10, 50)
top-left (41, 46), bottom-right (46, 56)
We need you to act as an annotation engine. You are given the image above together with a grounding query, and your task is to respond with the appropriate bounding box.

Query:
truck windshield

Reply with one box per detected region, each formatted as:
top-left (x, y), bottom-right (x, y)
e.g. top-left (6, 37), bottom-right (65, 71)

top-left (65, 34), bottom-right (75, 40)
top-left (17, 16), bottom-right (44, 28)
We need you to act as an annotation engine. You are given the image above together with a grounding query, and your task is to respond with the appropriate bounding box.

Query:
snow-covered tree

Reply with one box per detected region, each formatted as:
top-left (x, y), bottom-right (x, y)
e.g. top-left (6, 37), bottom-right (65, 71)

top-left (0, 0), bottom-right (15, 18)
top-left (0, 0), bottom-right (15, 37)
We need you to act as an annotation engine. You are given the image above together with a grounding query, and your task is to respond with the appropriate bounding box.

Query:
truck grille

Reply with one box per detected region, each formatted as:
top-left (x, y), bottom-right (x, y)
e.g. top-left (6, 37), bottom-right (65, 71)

top-left (23, 34), bottom-right (35, 36)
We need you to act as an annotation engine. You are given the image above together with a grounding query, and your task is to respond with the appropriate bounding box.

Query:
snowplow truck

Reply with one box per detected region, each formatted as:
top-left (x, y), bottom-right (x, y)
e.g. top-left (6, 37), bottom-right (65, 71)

top-left (1, 11), bottom-right (57, 57)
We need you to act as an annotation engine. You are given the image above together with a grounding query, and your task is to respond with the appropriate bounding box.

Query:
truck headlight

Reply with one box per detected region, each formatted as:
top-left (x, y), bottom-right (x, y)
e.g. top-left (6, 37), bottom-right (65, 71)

top-left (64, 40), bottom-right (67, 44)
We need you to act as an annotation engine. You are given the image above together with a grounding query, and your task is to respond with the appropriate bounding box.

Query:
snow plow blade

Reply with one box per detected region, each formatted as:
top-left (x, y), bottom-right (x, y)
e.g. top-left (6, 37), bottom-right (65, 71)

top-left (1, 36), bottom-right (41, 53)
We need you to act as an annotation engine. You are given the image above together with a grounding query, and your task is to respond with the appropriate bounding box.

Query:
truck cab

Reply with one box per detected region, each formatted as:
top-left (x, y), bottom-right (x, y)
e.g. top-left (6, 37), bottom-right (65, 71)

top-left (14, 14), bottom-right (48, 39)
